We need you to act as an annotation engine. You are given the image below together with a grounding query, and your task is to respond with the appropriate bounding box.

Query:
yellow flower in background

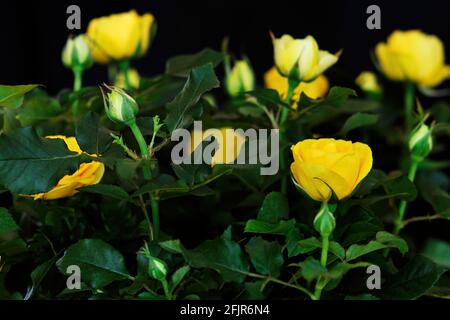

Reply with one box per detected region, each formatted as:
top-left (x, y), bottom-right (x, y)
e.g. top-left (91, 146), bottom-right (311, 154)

top-left (87, 10), bottom-right (156, 64)
top-left (290, 139), bottom-right (372, 202)
top-left (375, 30), bottom-right (450, 87)
top-left (115, 68), bottom-right (141, 89)
top-left (264, 67), bottom-right (329, 109)
top-left (30, 136), bottom-right (104, 200)
top-left (225, 60), bottom-right (255, 97)
top-left (189, 128), bottom-right (246, 167)
top-left (272, 34), bottom-right (339, 82)
top-left (355, 71), bottom-right (382, 94)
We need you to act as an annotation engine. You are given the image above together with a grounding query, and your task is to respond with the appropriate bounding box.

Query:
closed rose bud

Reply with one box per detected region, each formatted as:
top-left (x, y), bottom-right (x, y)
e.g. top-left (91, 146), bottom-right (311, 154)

top-left (102, 85), bottom-right (139, 124)
top-left (225, 60), bottom-right (255, 97)
top-left (375, 30), bottom-right (450, 87)
top-left (409, 123), bottom-right (433, 160)
top-left (62, 35), bottom-right (93, 69)
top-left (272, 34), bottom-right (339, 82)
top-left (87, 10), bottom-right (156, 64)
top-left (355, 71), bottom-right (382, 94)
top-left (147, 255), bottom-right (168, 280)
top-left (291, 139), bottom-right (373, 202)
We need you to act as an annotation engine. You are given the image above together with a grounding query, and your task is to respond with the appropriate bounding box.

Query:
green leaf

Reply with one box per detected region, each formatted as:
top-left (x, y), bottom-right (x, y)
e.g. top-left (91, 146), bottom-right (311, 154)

top-left (257, 192), bottom-right (289, 223)
top-left (423, 239), bottom-right (450, 268)
top-left (182, 227), bottom-right (250, 283)
top-left (346, 232), bottom-right (408, 261)
top-left (290, 237), bottom-right (321, 255)
top-left (0, 84), bottom-right (39, 109)
top-left (245, 89), bottom-right (288, 108)
top-left (75, 112), bottom-right (113, 155)
top-left (244, 219), bottom-right (296, 236)
top-left (136, 75), bottom-right (185, 111)
top-left (378, 255), bottom-right (445, 300)
top-left (165, 64), bottom-right (220, 132)
top-left (0, 127), bottom-right (81, 194)
top-left (16, 92), bottom-right (62, 126)
top-left (81, 184), bottom-right (130, 201)
top-left (384, 174), bottom-right (417, 201)
top-left (56, 239), bottom-right (130, 289)
top-left (245, 237), bottom-right (284, 277)
top-left (299, 86), bottom-right (356, 109)
top-left (298, 257), bottom-right (327, 281)
top-left (26, 256), bottom-right (58, 300)
top-left (329, 241), bottom-right (346, 260)
top-left (338, 112), bottom-right (379, 136)
top-left (159, 240), bottom-right (183, 254)
top-left (0, 208), bottom-right (19, 236)
top-left (171, 265), bottom-right (190, 291)
top-left (166, 48), bottom-right (224, 77)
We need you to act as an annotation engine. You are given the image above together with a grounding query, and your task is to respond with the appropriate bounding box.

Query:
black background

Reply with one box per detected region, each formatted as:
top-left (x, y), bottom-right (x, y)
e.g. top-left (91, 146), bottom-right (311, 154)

top-left (0, 0), bottom-right (449, 93)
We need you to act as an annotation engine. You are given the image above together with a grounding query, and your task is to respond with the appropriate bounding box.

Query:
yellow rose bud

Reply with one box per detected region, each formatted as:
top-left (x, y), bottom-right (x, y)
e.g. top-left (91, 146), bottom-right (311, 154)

top-left (225, 60), bottom-right (255, 97)
top-left (375, 30), bottom-right (450, 87)
top-left (29, 136), bottom-right (104, 200)
top-left (115, 68), bottom-right (141, 90)
top-left (355, 71), bottom-right (382, 94)
top-left (264, 66), bottom-right (329, 109)
top-left (290, 139), bottom-right (373, 202)
top-left (62, 35), bottom-right (93, 69)
top-left (272, 34), bottom-right (339, 82)
top-left (101, 85), bottom-right (139, 124)
top-left (190, 128), bottom-right (245, 167)
top-left (409, 123), bottom-right (433, 160)
top-left (87, 10), bottom-right (156, 64)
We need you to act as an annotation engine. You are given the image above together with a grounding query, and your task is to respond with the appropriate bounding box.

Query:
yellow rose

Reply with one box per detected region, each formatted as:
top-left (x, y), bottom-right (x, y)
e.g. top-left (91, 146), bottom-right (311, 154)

top-left (87, 10), bottom-right (156, 64)
top-left (355, 71), bottom-right (382, 94)
top-left (375, 30), bottom-right (450, 87)
top-left (272, 34), bottom-right (339, 82)
top-left (189, 128), bottom-right (245, 167)
top-left (30, 136), bottom-right (104, 200)
top-left (115, 68), bottom-right (141, 89)
top-left (290, 139), bottom-right (373, 202)
top-left (264, 67), bottom-right (329, 109)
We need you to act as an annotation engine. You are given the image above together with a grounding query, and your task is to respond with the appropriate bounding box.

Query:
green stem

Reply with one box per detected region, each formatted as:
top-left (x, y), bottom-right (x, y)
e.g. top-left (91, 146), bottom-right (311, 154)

top-left (161, 278), bottom-right (172, 300)
top-left (128, 120), bottom-right (160, 240)
top-left (314, 235), bottom-right (329, 300)
top-left (404, 82), bottom-right (415, 139)
top-left (119, 60), bottom-right (131, 90)
top-left (71, 67), bottom-right (83, 118)
top-left (394, 159), bottom-right (420, 234)
top-left (279, 78), bottom-right (298, 194)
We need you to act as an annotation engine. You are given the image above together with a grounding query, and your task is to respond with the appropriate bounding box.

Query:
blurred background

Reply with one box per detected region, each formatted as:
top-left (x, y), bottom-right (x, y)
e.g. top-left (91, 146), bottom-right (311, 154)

top-left (0, 0), bottom-right (449, 93)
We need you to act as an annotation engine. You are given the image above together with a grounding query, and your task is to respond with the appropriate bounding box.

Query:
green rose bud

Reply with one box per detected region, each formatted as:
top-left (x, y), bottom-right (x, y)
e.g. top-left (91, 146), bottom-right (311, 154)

top-left (147, 256), bottom-right (168, 280)
top-left (313, 203), bottom-right (336, 237)
top-left (101, 85), bottom-right (139, 124)
top-left (225, 60), bottom-right (255, 97)
top-left (62, 35), bottom-right (93, 70)
top-left (409, 123), bottom-right (433, 161)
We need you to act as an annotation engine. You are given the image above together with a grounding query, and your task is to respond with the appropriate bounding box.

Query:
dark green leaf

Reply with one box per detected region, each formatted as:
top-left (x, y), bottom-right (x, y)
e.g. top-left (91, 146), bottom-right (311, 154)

top-left (81, 184), bottom-right (130, 201)
top-left (26, 256), bottom-right (58, 300)
top-left (76, 112), bottom-right (113, 155)
top-left (423, 239), bottom-right (450, 268)
top-left (166, 48), bottom-right (224, 77)
top-left (16, 93), bottom-right (62, 126)
top-left (56, 239), bottom-right (130, 289)
top-left (0, 208), bottom-right (19, 236)
top-left (257, 192), bottom-right (289, 223)
top-left (0, 127), bottom-right (80, 194)
top-left (338, 112), bottom-right (379, 136)
top-left (244, 219), bottom-right (296, 236)
top-left (0, 84), bottom-right (39, 109)
top-left (245, 237), bottom-right (284, 277)
top-left (346, 232), bottom-right (408, 261)
top-left (298, 257), bottom-right (327, 281)
top-left (171, 266), bottom-right (190, 291)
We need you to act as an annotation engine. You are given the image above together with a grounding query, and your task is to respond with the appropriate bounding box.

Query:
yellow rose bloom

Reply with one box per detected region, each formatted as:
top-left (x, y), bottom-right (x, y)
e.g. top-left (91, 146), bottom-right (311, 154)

top-left (189, 128), bottom-right (245, 167)
top-left (290, 139), bottom-right (373, 202)
top-left (375, 30), bottom-right (450, 87)
top-left (272, 34), bottom-right (339, 82)
top-left (264, 67), bottom-right (329, 109)
top-left (355, 71), bottom-right (382, 94)
top-left (30, 136), bottom-right (104, 200)
top-left (87, 10), bottom-right (156, 64)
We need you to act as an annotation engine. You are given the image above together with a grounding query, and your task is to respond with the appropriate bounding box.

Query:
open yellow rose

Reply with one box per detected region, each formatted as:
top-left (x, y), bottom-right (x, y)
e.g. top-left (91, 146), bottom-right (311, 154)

top-left (375, 30), bottom-right (450, 87)
top-left (189, 128), bottom-right (245, 167)
top-left (272, 34), bottom-right (339, 82)
top-left (264, 66), bottom-right (329, 109)
top-left (30, 136), bottom-right (104, 200)
top-left (87, 10), bottom-right (156, 64)
top-left (290, 139), bottom-right (372, 202)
